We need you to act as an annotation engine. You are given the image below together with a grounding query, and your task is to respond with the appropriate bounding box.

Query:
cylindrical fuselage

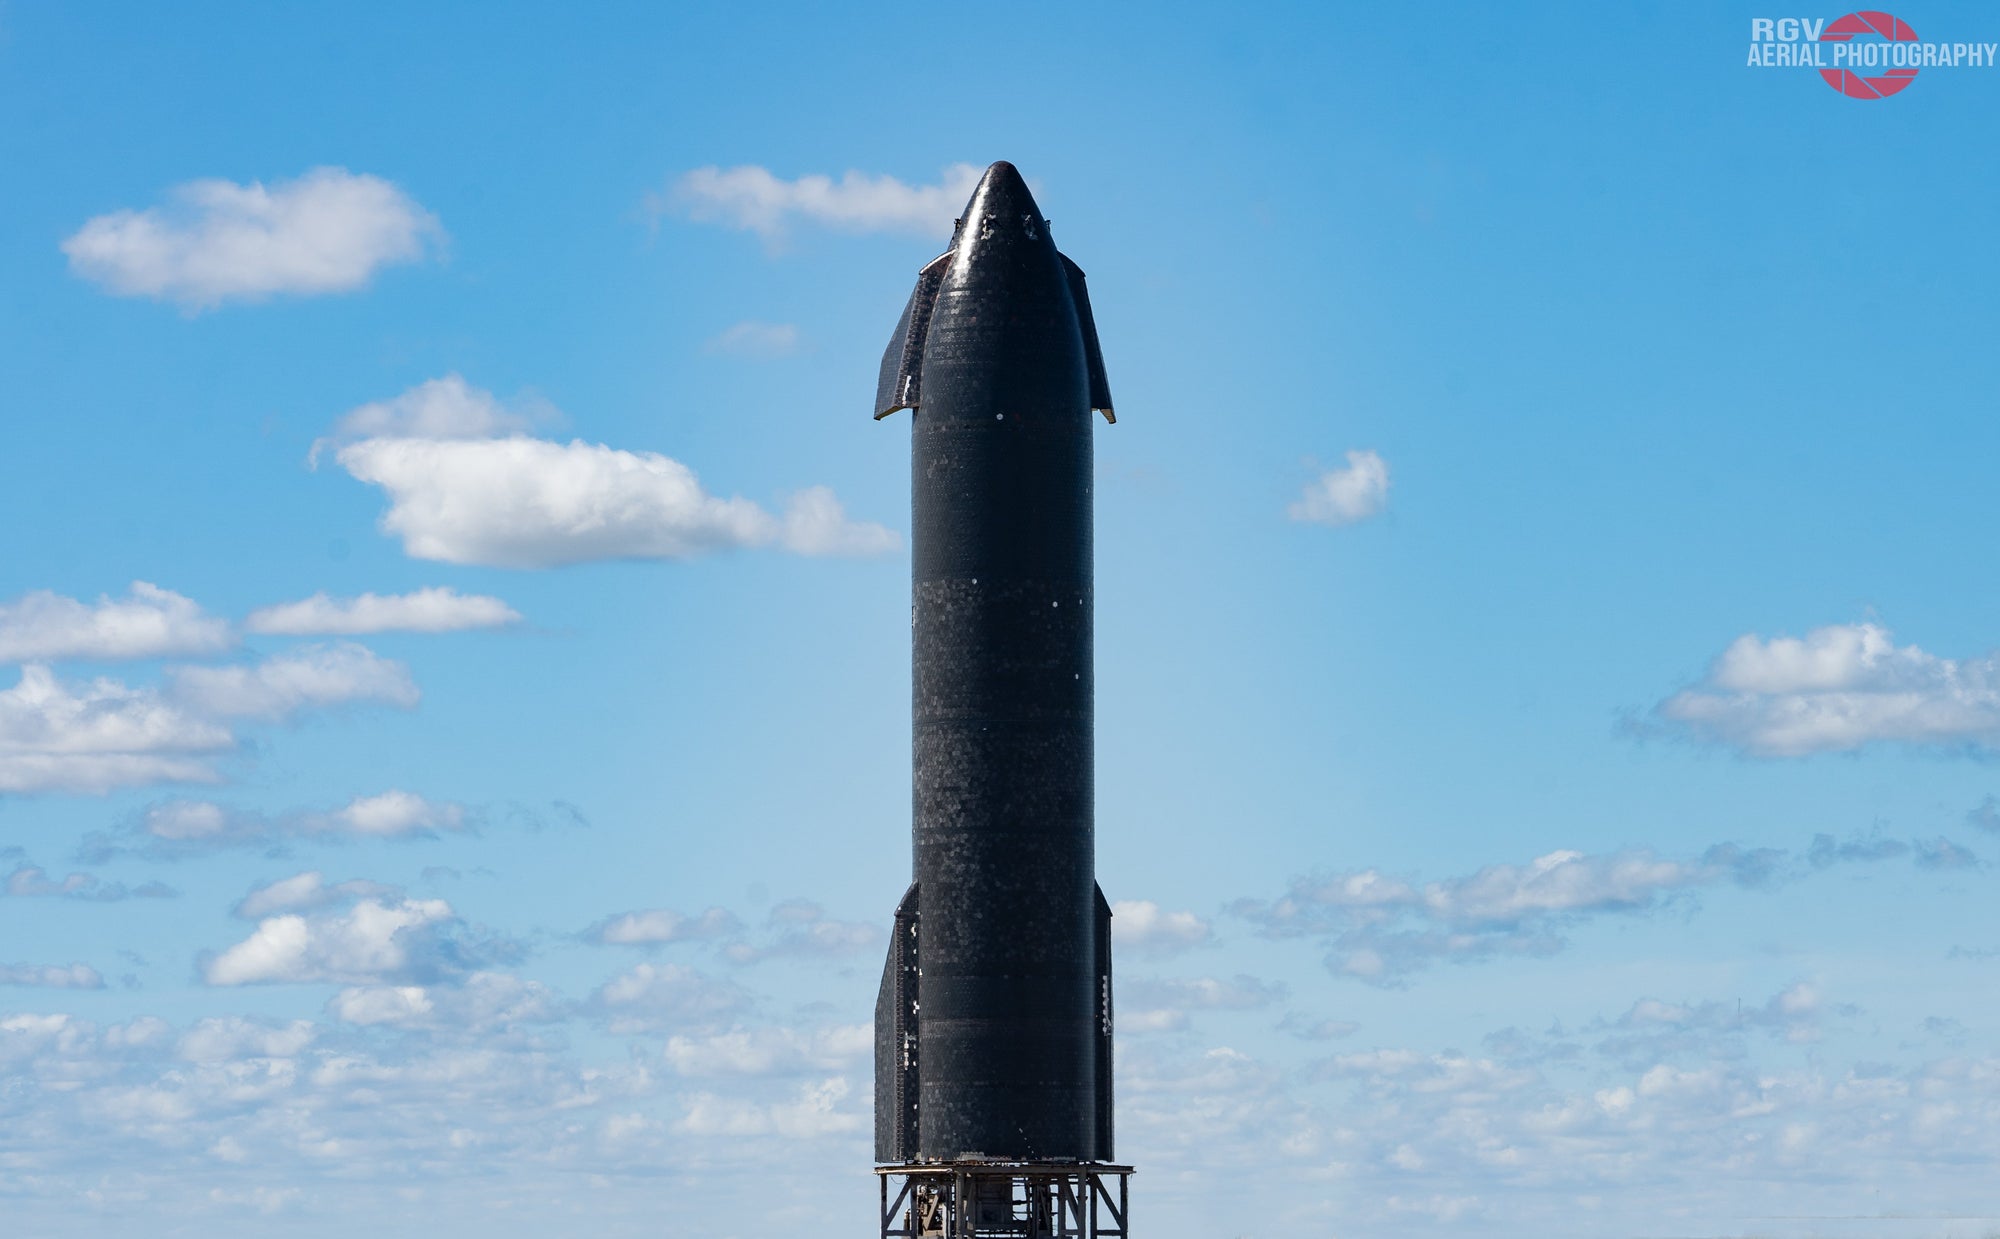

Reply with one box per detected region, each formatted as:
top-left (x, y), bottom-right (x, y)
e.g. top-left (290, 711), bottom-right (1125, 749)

top-left (911, 207), bottom-right (1097, 1161)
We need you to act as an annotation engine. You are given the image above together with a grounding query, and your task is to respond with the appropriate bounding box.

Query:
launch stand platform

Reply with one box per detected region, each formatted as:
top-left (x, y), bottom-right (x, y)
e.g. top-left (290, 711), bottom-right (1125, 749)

top-left (876, 1163), bottom-right (1131, 1239)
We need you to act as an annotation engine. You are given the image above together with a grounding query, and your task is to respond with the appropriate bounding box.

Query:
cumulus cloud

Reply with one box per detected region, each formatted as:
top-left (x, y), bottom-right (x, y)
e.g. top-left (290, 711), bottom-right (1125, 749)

top-left (324, 378), bottom-right (898, 567)
top-left (204, 873), bottom-right (510, 986)
top-left (176, 1017), bottom-right (314, 1062)
top-left (83, 791), bottom-right (469, 861)
top-left (328, 790), bottom-right (465, 838)
top-left (586, 962), bottom-right (754, 1035)
top-left (337, 435), bottom-right (896, 567)
top-left (1239, 843), bottom-right (1785, 983)
top-left (0, 582), bottom-right (231, 663)
top-left (0, 624), bottom-right (423, 795)
top-left (3, 862), bottom-right (174, 902)
top-left (588, 906), bottom-right (741, 947)
top-left (0, 664), bottom-right (231, 794)
top-left (167, 642), bottom-right (417, 721)
top-left (1110, 899), bottom-right (1214, 956)
top-left (1913, 835), bottom-right (1981, 870)
top-left (1655, 622), bottom-right (2000, 756)
top-left (62, 167), bottom-right (442, 309)
top-left (1128, 975), bottom-right (1288, 1012)
top-left (705, 321), bottom-right (800, 358)
top-left (328, 971), bottom-right (556, 1033)
top-left (723, 900), bottom-right (880, 964)
top-left (231, 872), bottom-right (398, 919)
top-left (1288, 449), bottom-right (1390, 526)
top-left (246, 587), bottom-right (520, 636)
top-left (1277, 1012), bottom-right (1360, 1041)
top-left (677, 1076), bottom-right (862, 1138)
top-left (1584, 981), bottom-right (1834, 1067)
top-left (307, 373), bottom-right (544, 465)
top-left (0, 1008), bottom-right (666, 1219)
top-left (663, 1025), bottom-right (869, 1077)
top-left (0, 963), bottom-right (105, 988)
top-left (1121, 974), bottom-right (1288, 1033)
top-left (656, 163), bottom-right (981, 243)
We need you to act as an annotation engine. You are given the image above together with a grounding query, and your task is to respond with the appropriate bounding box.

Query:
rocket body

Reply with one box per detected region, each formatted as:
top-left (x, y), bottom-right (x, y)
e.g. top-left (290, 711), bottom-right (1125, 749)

top-left (873, 162), bottom-right (1115, 1165)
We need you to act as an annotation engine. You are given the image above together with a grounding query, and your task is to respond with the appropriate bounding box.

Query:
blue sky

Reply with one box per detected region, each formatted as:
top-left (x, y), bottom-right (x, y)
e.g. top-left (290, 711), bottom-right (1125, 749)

top-left (3, 3), bottom-right (1999, 1236)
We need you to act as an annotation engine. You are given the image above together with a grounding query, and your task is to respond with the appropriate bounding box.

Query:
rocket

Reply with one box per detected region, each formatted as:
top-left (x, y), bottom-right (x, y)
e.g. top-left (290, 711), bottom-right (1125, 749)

top-left (872, 161), bottom-right (1116, 1171)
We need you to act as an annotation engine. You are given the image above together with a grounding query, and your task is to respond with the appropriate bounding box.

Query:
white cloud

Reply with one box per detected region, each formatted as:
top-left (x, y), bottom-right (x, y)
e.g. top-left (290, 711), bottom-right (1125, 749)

top-left (175, 1017), bottom-right (314, 1062)
top-left (663, 1025), bottom-right (870, 1077)
top-left (93, 791), bottom-right (467, 859)
top-left (1585, 981), bottom-right (1832, 1065)
top-left (705, 321), bottom-right (800, 358)
top-left (1121, 974), bottom-right (1287, 1032)
top-left (1126, 974), bottom-right (1287, 1011)
top-left (0, 643), bottom-right (428, 796)
top-left (203, 898), bottom-right (447, 985)
top-left (3, 862), bottom-right (174, 902)
top-left (337, 435), bottom-right (896, 568)
top-left (144, 798), bottom-right (231, 841)
top-left (658, 163), bottom-right (981, 243)
top-left (1111, 899), bottom-right (1214, 956)
top-left (231, 872), bottom-right (397, 919)
top-left (775, 486), bottom-right (902, 557)
top-left (328, 984), bottom-right (433, 1026)
top-left (1278, 1012), bottom-right (1360, 1041)
top-left (62, 167), bottom-right (442, 309)
top-left (589, 906), bottom-right (741, 946)
top-left (0, 664), bottom-right (231, 794)
top-left (0, 963), bottom-right (105, 989)
top-left (0, 582), bottom-right (231, 663)
top-left (677, 1076), bottom-right (862, 1138)
top-left (246, 587), bottom-right (520, 636)
top-left (167, 642), bottom-right (418, 721)
top-left (325, 790), bottom-right (465, 838)
top-left (205, 875), bottom-right (501, 986)
top-left (328, 971), bottom-right (555, 1032)
top-left (587, 962), bottom-right (753, 1035)
top-left (1119, 1008), bottom-right (1190, 1033)
top-left (723, 899), bottom-right (880, 964)
top-left (0, 1010), bottom-right (671, 1220)
top-left (1657, 622), bottom-right (2000, 756)
top-left (325, 377), bottom-right (897, 567)
top-left (307, 373), bottom-right (544, 465)
top-left (1288, 449), bottom-right (1390, 526)
top-left (1241, 843), bottom-right (1784, 983)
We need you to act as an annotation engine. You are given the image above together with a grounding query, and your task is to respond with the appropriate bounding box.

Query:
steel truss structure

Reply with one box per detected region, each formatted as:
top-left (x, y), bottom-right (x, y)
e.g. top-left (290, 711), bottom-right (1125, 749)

top-left (876, 1163), bottom-right (1132, 1239)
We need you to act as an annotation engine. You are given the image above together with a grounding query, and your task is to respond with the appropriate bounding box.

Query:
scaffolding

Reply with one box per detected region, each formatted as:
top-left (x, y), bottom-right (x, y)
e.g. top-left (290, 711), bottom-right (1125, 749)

top-left (876, 1163), bottom-right (1132, 1239)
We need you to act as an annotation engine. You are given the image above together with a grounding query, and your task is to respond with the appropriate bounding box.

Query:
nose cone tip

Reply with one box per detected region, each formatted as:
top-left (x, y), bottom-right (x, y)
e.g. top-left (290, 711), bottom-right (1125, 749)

top-left (966, 160), bottom-right (1041, 221)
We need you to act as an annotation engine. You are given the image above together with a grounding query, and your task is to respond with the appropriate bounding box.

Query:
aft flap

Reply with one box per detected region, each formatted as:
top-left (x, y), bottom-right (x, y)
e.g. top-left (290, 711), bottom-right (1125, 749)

top-left (1094, 881), bottom-right (1114, 1159)
top-left (874, 881), bottom-right (921, 1163)
top-left (874, 252), bottom-right (952, 420)
top-left (1061, 254), bottom-right (1115, 424)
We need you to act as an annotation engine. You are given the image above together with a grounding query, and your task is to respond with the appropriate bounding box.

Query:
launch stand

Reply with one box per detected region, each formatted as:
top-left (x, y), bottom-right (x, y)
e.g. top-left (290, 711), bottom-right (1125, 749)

top-left (877, 1163), bottom-right (1132, 1239)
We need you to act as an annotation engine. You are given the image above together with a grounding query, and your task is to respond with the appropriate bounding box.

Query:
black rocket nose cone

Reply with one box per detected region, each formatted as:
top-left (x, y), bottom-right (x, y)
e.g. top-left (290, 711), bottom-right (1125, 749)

top-left (962, 161), bottom-right (1045, 230)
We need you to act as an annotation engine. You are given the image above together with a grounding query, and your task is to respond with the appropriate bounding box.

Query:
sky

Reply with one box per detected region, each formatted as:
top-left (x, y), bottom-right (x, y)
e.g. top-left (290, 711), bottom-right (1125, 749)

top-left (2, 3), bottom-right (1998, 1237)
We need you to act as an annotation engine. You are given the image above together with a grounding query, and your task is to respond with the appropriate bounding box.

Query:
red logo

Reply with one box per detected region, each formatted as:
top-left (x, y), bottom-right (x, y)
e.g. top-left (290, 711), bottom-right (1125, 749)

top-left (1819, 11), bottom-right (1919, 98)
